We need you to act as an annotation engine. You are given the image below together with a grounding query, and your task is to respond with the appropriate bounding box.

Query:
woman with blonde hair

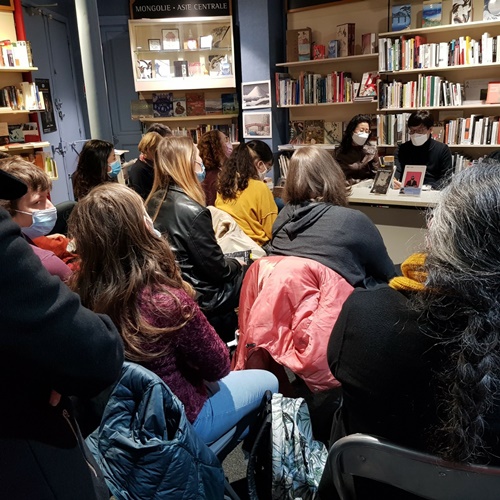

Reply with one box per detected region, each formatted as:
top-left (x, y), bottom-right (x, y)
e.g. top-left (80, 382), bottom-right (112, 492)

top-left (128, 131), bottom-right (163, 199)
top-left (267, 146), bottom-right (395, 288)
top-left (146, 135), bottom-right (245, 341)
top-left (68, 183), bottom-right (277, 458)
top-left (216, 140), bottom-right (278, 246)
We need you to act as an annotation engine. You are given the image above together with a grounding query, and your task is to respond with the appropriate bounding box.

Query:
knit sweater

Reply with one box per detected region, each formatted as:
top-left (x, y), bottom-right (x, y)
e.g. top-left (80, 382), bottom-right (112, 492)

top-left (137, 286), bottom-right (230, 422)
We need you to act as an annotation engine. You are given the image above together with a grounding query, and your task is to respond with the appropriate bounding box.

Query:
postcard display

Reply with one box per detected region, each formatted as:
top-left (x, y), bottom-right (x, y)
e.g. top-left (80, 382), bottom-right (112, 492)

top-left (378, 0), bottom-right (500, 172)
top-left (128, 0), bottom-right (239, 142)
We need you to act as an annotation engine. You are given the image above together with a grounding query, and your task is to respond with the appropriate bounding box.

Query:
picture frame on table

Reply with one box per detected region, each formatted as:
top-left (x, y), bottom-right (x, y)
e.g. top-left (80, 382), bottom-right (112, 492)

top-left (148, 39), bottom-right (161, 51)
top-left (399, 165), bottom-right (426, 196)
top-left (242, 80), bottom-right (271, 110)
top-left (243, 111), bottom-right (272, 139)
top-left (162, 29), bottom-right (180, 50)
top-left (370, 168), bottom-right (395, 195)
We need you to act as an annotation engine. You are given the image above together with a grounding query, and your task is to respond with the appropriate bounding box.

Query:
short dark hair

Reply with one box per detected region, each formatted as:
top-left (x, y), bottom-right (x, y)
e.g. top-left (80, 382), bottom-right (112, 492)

top-left (408, 110), bottom-right (434, 129)
top-left (146, 123), bottom-right (173, 137)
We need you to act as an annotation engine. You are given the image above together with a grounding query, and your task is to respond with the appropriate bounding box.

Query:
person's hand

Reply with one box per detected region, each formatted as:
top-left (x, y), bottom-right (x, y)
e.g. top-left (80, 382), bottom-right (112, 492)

top-left (49, 390), bottom-right (61, 407)
top-left (393, 179), bottom-right (402, 189)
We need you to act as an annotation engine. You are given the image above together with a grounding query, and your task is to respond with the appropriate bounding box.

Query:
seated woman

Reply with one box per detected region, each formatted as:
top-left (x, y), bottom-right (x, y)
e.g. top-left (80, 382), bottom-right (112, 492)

top-left (335, 114), bottom-right (380, 184)
top-left (0, 157), bottom-right (72, 280)
top-left (128, 131), bottom-right (163, 199)
top-left (68, 183), bottom-right (278, 459)
top-left (146, 135), bottom-right (246, 342)
top-left (266, 147), bottom-right (396, 288)
top-left (216, 140), bottom-right (278, 246)
top-left (198, 129), bottom-right (233, 206)
top-left (319, 164), bottom-right (500, 499)
top-left (72, 139), bottom-right (120, 200)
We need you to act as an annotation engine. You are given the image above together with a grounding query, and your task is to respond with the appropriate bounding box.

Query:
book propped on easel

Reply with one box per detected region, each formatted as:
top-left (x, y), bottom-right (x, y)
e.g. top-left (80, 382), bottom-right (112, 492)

top-left (399, 165), bottom-right (426, 196)
top-left (355, 72), bottom-right (379, 101)
top-left (486, 81), bottom-right (500, 104)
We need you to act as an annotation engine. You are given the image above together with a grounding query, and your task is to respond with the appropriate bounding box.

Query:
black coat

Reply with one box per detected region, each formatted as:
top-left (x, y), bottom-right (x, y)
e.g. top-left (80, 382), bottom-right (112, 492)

top-left (147, 186), bottom-right (244, 314)
top-left (0, 208), bottom-right (124, 499)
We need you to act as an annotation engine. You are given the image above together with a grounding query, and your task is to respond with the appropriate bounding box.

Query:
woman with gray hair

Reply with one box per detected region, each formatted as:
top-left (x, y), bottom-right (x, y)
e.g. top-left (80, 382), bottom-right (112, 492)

top-left (319, 164), bottom-right (500, 498)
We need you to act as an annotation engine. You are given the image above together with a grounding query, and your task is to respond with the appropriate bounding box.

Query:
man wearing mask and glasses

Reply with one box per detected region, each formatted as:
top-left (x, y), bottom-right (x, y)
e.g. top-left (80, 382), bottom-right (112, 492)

top-left (394, 110), bottom-right (452, 189)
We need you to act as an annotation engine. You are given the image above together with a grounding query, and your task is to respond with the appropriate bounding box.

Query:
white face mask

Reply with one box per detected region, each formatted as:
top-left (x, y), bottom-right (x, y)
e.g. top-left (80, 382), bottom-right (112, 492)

top-left (410, 133), bottom-right (429, 147)
top-left (352, 132), bottom-right (369, 146)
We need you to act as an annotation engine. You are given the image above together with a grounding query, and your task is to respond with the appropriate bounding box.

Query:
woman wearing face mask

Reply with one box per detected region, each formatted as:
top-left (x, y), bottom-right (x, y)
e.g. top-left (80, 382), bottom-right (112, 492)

top-left (197, 130), bottom-right (233, 206)
top-left (335, 114), bottom-right (380, 184)
top-left (72, 139), bottom-right (120, 201)
top-left (128, 132), bottom-right (164, 200)
top-left (0, 157), bottom-right (71, 280)
top-left (215, 140), bottom-right (278, 246)
top-left (146, 136), bottom-right (246, 342)
top-left (394, 110), bottom-right (452, 189)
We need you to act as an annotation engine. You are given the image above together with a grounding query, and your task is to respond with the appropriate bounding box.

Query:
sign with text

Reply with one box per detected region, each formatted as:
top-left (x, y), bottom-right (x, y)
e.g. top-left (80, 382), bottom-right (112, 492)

top-left (130, 0), bottom-right (230, 19)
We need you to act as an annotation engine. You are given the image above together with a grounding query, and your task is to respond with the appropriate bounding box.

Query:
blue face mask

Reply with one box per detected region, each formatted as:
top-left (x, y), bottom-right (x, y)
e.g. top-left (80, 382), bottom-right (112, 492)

top-left (196, 161), bottom-right (206, 182)
top-left (17, 206), bottom-right (57, 240)
top-left (108, 159), bottom-right (122, 178)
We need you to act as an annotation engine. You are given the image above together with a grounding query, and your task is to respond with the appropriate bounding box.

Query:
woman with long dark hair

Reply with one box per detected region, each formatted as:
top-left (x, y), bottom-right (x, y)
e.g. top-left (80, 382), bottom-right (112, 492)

top-left (68, 183), bottom-right (278, 459)
top-left (216, 140), bottom-right (278, 246)
top-left (72, 140), bottom-right (119, 200)
top-left (320, 164), bottom-right (500, 498)
top-left (335, 114), bottom-right (380, 183)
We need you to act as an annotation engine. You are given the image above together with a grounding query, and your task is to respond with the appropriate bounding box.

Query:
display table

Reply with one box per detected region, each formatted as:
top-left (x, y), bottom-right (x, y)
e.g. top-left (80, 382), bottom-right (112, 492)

top-left (348, 182), bottom-right (440, 264)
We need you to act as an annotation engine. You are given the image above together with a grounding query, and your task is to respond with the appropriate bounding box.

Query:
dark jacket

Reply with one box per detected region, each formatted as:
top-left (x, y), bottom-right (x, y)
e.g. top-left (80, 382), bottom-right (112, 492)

top-left (86, 362), bottom-right (225, 499)
top-left (267, 202), bottom-right (396, 288)
top-left (395, 137), bottom-right (452, 188)
top-left (128, 158), bottom-right (154, 200)
top-left (146, 185), bottom-right (244, 314)
top-left (0, 208), bottom-right (124, 499)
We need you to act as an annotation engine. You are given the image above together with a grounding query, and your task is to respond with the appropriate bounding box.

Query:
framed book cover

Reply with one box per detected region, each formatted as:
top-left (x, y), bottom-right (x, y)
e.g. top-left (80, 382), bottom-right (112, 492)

top-left (154, 59), bottom-right (170, 79)
top-left (221, 93), bottom-right (239, 114)
top-left (152, 92), bottom-right (173, 117)
top-left (452, 0), bottom-right (472, 24)
top-left (392, 4), bottom-right (411, 31)
top-left (304, 120), bottom-right (325, 144)
top-left (399, 165), bottom-right (426, 196)
top-left (205, 98), bottom-right (222, 114)
top-left (162, 29), bottom-right (180, 50)
top-left (186, 92), bottom-right (206, 116)
top-left (486, 81), bottom-right (500, 104)
top-left (173, 97), bottom-right (187, 117)
top-left (370, 168), bottom-right (394, 195)
top-left (243, 111), bottom-right (272, 139)
top-left (242, 80), bottom-right (271, 110)
top-left (484, 0), bottom-right (500, 20)
top-left (324, 121), bottom-right (343, 145)
top-left (422, 2), bottom-right (442, 27)
top-left (289, 120), bottom-right (305, 144)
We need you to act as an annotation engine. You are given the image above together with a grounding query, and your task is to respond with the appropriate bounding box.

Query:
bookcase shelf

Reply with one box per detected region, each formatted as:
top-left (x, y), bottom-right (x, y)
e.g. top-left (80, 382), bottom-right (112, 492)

top-left (379, 143), bottom-right (500, 149)
top-left (380, 19), bottom-right (500, 38)
top-left (276, 54), bottom-right (378, 68)
top-left (278, 101), bottom-right (377, 109)
top-left (0, 66), bottom-right (38, 72)
top-left (378, 104), bottom-right (500, 112)
top-left (380, 61), bottom-right (500, 76)
top-left (136, 113), bottom-right (238, 122)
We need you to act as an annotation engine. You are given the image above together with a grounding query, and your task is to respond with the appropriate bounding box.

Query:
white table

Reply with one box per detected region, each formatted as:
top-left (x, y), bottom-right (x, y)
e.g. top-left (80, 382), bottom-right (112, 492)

top-left (348, 183), bottom-right (440, 264)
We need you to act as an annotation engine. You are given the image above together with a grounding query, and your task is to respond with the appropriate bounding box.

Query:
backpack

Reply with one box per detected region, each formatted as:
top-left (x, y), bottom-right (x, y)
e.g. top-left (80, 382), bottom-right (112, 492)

top-left (247, 392), bottom-right (328, 500)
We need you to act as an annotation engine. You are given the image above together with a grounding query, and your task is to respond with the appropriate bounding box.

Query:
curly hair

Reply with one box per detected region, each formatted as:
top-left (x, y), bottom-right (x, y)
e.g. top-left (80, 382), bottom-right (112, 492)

top-left (72, 140), bottom-right (113, 200)
top-left (337, 114), bottom-right (372, 154)
top-left (218, 140), bottom-right (273, 201)
top-left (415, 164), bottom-right (500, 463)
top-left (68, 183), bottom-right (195, 362)
top-left (197, 130), bottom-right (226, 172)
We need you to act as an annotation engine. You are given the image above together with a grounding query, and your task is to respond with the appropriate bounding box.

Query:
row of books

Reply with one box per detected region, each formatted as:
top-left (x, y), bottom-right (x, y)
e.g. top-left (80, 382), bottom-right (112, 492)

top-left (379, 76), bottom-right (464, 109)
top-left (442, 115), bottom-right (500, 146)
top-left (276, 71), bottom-right (378, 107)
top-left (0, 83), bottom-right (45, 111)
top-left (378, 32), bottom-right (500, 72)
top-left (145, 123), bottom-right (238, 143)
top-left (132, 92), bottom-right (238, 118)
top-left (0, 40), bottom-right (33, 68)
top-left (289, 119), bottom-right (353, 145)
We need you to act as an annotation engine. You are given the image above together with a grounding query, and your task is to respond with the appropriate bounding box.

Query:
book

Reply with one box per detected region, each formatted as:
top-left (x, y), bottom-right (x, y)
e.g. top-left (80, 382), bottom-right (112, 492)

top-left (130, 99), bottom-right (153, 119)
top-left (137, 59), bottom-right (152, 79)
top-left (422, 2), bottom-right (442, 27)
top-left (155, 59), bottom-right (170, 78)
top-left (298, 29), bottom-right (312, 61)
top-left (304, 120), bottom-right (324, 144)
top-left (152, 92), bottom-right (173, 117)
top-left (336, 23), bottom-right (355, 57)
top-left (221, 93), bottom-right (238, 114)
top-left (486, 81), bottom-right (500, 104)
top-left (205, 97), bottom-right (222, 114)
top-left (188, 61), bottom-right (202, 77)
top-left (484, 0), bottom-right (500, 20)
top-left (391, 4), bottom-right (411, 31)
top-left (289, 120), bottom-right (305, 144)
top-left (173, 97), bottom-right (187, 117)
top-left (370, 169), bottom-right (394, 195)
top-left (464, 79), bottom-right (489, 104)
top-left (313, 44), bottom-right (326, 60)
top-left (186, 92), bottom-right (205, 116)
top-left (357, 72), bottom-right (379, 99)
top-left (361, 33), bottom-right (378, 55)
top-left (208, 54), bottom-right (225, 76)
top-left (400, 165), bottom-right (426, 196)
top-left (328, 40), bottom-right (340, 59)
top-left (452, 0), bottom-right (472, 24)
top-left (173, 60), bottom-right (188, 78)
top-left (324, 121), bottom-right (343, 145)
top-left (211, 25), bottom-right (230, 48)
top-left (286, 28), bottom-right (312, 62)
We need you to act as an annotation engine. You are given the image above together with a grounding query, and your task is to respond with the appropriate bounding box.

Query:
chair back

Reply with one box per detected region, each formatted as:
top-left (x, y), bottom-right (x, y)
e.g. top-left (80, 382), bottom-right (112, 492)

top-left (330, 433), bottom-right (500, 500)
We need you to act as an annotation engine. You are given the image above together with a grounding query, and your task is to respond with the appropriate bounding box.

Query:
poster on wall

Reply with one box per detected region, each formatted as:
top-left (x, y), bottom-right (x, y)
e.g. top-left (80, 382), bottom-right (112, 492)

top-left (130, 0), bottom-right (230, 19)
top-left (35, 78), bottom-right (57, 134)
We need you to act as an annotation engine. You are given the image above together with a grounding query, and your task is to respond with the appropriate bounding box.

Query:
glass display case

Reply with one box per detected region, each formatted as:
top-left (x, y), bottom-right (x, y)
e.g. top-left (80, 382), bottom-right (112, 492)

top-left (128, 16), bottom-right (236, 92)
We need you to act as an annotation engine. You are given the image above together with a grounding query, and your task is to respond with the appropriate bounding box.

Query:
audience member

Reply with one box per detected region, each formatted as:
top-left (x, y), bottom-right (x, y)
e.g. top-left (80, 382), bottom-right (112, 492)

top-left (216, 140), bottom-right (278, 246)
top-left (395, 110), bottom-right (452, 189)
top-left (145, 122), bottom-right (172, 137)
top-left (320, 164), bottom-right (500, 498)
top-left (0, 157), bottom-right (73, 279)
top-left (0, 168), bottom-right (124, 499)
top-left (335, 114), bottom-right (380, 183)
top-left (128, 131), bottom-right (163, 199)
top-left (198, 130), bottom-right (232, 206)
top-left (146, 136), bottom-right (246, 342)
top-left (68, 183), bottom-right (278, 458)
top-left (267, 147), bottom-right (396, 288)
top-left (72, 140), bottom-right (118, 200)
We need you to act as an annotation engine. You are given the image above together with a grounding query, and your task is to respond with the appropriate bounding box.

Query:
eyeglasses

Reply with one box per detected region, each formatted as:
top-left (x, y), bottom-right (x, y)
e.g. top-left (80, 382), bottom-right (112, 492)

top-left (408, 126), bottom-right (429, 135)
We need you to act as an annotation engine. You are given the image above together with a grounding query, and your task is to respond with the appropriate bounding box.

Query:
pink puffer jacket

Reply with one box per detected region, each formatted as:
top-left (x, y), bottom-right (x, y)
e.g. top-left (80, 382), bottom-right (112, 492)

top-left (232, 256), bottom-right (353, 392)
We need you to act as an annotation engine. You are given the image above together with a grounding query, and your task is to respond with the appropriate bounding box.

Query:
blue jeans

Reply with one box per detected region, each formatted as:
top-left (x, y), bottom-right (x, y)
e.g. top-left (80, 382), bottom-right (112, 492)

top-left (193, 369), bottom-right (279, 460)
